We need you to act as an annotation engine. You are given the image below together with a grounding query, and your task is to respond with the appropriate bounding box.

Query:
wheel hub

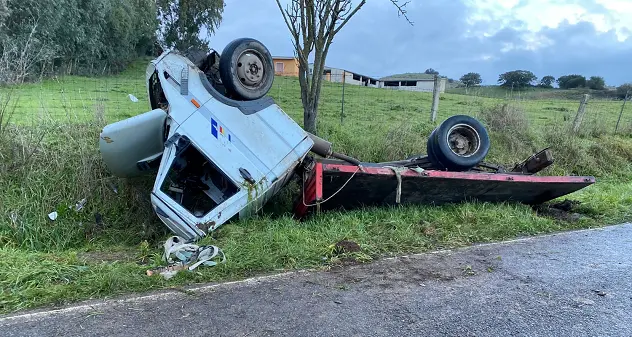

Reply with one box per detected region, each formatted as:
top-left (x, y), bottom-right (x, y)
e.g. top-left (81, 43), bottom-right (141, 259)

top-left (236, 51), bottom-right (264, 87)
top-left (447, 124), bottom-right (481, 157)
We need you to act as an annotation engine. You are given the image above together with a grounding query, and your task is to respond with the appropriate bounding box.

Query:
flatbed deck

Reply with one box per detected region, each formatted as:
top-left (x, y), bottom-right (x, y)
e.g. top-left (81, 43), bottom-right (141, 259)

top-left (294, 159), bottom-right (595, 217)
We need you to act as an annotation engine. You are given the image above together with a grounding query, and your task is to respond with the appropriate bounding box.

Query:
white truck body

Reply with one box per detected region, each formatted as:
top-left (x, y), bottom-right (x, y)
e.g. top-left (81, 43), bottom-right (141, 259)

top-left (100, 51), bottom-right (313, 240)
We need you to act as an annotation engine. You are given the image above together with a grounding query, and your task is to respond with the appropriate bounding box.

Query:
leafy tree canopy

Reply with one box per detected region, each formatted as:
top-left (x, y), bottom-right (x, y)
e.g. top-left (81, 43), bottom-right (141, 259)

top-left (498, 70), bottom-right (537, 88)
top-left (157, 0), bottom-right (225, 52)
top-left (459, 72), bottom-right (482, 87)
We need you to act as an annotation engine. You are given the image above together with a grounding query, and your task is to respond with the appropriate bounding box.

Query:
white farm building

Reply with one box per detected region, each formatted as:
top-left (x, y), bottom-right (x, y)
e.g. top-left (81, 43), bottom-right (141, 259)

top-left (308, 63), bottom-right (447, 93)
top-left (378, 74), bottom-right (447, 93)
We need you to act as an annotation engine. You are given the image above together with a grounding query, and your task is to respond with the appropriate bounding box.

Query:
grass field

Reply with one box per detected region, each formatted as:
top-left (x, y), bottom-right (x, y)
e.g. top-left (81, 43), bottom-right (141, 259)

top-left (1, 61), bottom-right (631, 313)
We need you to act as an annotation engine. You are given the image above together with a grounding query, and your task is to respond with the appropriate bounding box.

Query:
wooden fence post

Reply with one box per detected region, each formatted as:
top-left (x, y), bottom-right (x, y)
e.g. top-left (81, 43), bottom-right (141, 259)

top-left (430, 75), bottom-right (441, 122)
top-left (615, 91), bottom-right (629, 133)
top-left (572, 94), bottom-right (590, 133)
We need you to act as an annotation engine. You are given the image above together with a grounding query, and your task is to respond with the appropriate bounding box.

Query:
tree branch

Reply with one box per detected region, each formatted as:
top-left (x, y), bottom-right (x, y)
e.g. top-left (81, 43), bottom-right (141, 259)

top-left (332, 0), bottom-right (364, 35)
top-left (389, 0), bottom-right (413, 25)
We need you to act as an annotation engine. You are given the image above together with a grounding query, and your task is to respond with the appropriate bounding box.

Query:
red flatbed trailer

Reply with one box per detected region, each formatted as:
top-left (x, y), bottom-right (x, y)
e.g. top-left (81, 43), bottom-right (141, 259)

top-left (294, 159), bottom-right (595, 217)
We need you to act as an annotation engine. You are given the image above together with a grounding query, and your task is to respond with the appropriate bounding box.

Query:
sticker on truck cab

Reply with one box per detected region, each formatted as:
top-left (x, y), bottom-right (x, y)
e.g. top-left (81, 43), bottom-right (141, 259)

top-left (211, 118), bottom-right (232, 142)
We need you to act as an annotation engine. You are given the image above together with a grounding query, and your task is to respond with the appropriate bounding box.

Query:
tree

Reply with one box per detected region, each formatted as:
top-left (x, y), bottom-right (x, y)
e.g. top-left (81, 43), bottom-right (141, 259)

top-left (616, 83), bottom-right (632, 99)
top-left (157, 0), bottom-right (225, 52)
top-left (1, 0), bottom-right (158, 83)
top-left (586, 76), bottom-right (605, 90)
top-left (539, 75), bottom-right (555, 88)
top-left (557, 75), bottom-right (586, 89)
top-left (276, 0), bottom-right (411, 134)
top-left (424, 68), bottom-right (439, 75)
top-left (497, 70), bottom-right (537, 89)
top-left (459, 72), bottom-right (482, 87)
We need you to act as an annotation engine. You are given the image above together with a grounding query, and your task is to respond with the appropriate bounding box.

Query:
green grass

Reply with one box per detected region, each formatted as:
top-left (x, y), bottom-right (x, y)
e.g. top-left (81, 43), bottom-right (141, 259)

top-left (1, 60), bottom-right (631, 314)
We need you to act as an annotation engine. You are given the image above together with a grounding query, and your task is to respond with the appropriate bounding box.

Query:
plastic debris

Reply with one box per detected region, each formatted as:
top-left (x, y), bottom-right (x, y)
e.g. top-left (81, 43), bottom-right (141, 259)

top-left (146, 265), bottom-right (188, 280)
top-left (48, 211), bottom-right (58, 221)
top-left (147, 236), bottom-right (225, 280)
top-left (128, 94), bottom-right (139, 103)
top-left (108, 182), bottom-right (118, 194)
top-left (75, 198), bottom-right (87, 211)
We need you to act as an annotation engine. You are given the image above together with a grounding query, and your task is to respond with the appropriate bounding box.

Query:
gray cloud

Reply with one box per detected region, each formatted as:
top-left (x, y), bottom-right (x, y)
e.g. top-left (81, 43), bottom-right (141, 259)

top-left (209, 0), bottom-right (632, 85)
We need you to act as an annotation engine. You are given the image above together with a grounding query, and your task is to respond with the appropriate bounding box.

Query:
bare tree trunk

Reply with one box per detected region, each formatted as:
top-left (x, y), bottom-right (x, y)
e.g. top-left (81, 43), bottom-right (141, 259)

top-left (304, 104), bottom-right (317, 133)
top-left (276, 0), bottom-right (411, 135)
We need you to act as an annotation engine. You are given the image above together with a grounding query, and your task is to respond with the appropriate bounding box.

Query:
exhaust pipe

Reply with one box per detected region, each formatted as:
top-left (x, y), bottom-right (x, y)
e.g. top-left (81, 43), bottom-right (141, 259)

top-left (307, 132), bottom-right (361, 166)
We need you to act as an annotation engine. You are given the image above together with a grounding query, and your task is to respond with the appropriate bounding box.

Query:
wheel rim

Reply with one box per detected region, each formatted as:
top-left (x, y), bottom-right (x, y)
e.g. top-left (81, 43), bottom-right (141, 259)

top-left (236, 50), bottom-right (265, 88)
top-left (446, 124), bottom-right (481, 157)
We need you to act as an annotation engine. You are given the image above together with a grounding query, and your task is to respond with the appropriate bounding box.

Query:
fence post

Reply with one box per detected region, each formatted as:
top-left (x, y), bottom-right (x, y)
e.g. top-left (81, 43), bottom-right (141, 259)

top-left (340, 72), bottom-right (345, 124)
top-left (430, 75), bottom-right (440, 122)
top-left (615, 91), bottom-right (629, 133)
top-left (572, 94), bottom-right (590, 133)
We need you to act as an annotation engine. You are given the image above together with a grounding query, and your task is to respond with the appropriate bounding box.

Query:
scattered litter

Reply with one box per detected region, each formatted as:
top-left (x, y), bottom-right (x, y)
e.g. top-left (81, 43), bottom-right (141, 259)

top-left (128, 94), bottom-right (139, 103)
top-left (333, 300), bottom-right (342, 304)
top-left (146, 265), bottom-right (188, 280)
top-left (108, 182), bottom-right (118, 194)
top-left (593, 290), bottom-right (607, 297)
top-left (75, 198), bottom-right (87, 211)
top-left (48, 211), bottom-right (58, 221)
top-left (9, 212), bottom-right (18, 226)
top-left (147, 236), bottom-right (225, 280)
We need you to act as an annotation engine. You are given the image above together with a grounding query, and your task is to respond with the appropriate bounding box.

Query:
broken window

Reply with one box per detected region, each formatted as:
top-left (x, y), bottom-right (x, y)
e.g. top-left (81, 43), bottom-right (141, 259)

top-left (160, 139), bottom-right (239, 217)
top-left (149, 72), bottom-right (168, 110)
top-left (384, 81), bottom-right (399, 87)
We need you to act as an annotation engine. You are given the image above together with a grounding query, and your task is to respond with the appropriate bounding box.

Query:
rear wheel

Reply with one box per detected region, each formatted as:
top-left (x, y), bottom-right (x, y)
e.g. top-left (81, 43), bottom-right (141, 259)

top-left (427, 115), bottom-right (490, 171)
top-left (219, 38), bottom-right (274, 100)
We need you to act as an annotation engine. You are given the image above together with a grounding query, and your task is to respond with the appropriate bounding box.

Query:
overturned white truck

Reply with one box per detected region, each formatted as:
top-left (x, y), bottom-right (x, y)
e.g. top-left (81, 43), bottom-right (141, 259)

top-left (100, 38), bottom-right (314, 239)
top-left (100, 38), bottom-right (594, 241)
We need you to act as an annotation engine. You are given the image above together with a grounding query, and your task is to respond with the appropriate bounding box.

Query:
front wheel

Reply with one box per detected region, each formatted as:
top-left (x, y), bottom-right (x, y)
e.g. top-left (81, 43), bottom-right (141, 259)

top-left (427, 115), bottom-right (490, 171)
top-left (219, 38), bottom-right (274, 101)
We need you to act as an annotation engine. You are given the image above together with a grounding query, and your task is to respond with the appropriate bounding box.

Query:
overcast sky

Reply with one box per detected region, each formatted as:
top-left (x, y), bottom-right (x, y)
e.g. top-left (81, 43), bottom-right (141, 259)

top-left (208, 0), bottom-right (632, 86)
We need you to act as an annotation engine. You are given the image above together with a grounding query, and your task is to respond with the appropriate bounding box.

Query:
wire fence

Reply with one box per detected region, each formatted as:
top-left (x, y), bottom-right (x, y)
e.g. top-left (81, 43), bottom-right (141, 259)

top-left (1, 68), bottom-right (631, 137)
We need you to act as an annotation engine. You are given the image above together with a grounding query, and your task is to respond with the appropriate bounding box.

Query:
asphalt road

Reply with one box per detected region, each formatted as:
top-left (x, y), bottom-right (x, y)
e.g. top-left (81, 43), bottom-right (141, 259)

top-left (2, 224), bottom-right (631, 337)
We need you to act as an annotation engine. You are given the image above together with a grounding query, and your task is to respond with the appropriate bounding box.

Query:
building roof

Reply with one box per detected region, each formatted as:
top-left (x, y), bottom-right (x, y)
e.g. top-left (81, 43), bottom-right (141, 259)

top-left (273, 56), bottom-right (296, 60)
top-left (380, 73), bottom-right (445, 82)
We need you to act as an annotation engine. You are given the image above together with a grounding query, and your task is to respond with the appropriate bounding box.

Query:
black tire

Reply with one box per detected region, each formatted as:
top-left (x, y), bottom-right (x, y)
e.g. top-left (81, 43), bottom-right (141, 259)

top-left (426, 115), bottom-right (490, 171)
top-left (219, 38), bottom-right (274, 101)
top-left (426, 128), bottom-right (444, 169)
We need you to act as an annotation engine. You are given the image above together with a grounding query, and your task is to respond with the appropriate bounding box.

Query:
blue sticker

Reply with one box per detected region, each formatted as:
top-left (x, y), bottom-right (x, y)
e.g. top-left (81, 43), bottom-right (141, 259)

top-left (211, 118), bottom-right (218, 138)
top-left (210, 118), bottom-right (232, 142)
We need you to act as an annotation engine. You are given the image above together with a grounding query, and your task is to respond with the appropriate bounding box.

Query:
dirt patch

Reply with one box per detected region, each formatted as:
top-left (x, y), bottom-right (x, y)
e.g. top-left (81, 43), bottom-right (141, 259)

top-left (334, 240), bottom-right (361, 254)
top-left (543, 106), bottom-right (571, 112)
top-left (534, 199), bottom-right (585, 222)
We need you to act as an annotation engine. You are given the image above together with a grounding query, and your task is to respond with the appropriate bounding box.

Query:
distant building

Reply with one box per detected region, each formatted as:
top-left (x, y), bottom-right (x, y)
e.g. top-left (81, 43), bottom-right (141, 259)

top-left (310, 64), bottom-right (379, 88)
top-left (277, 56), bottom-right (446, 93)
top-left (379, 74), bottom-right (447, 93)
top-left (272, 56), bottom-right (299, 76)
